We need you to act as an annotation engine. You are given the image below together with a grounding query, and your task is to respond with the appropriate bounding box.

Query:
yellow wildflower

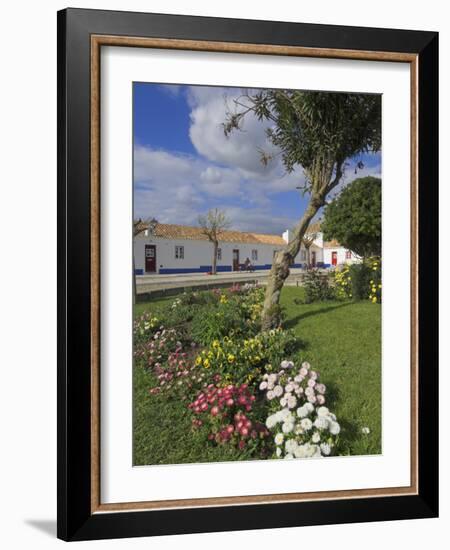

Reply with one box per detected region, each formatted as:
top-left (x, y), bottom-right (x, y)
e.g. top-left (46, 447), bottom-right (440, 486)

top-left (372, 296), bottom-right (377, 303)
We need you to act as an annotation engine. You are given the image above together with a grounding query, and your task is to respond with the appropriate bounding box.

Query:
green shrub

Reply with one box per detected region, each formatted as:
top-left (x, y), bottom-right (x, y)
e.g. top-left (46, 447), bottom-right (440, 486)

top-left (302, 269), bottom-right (335, 303)
top-left (190, 299), bottom-right (254, 346)
top-left (348, 263), bottom-right (372, 300)
top-left (367, 257), bottom-right (382, 303)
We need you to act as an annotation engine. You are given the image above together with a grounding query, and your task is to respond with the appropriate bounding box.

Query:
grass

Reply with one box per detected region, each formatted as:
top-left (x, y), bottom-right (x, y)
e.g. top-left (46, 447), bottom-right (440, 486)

top-left (133, 286), bottom-right (381, 465)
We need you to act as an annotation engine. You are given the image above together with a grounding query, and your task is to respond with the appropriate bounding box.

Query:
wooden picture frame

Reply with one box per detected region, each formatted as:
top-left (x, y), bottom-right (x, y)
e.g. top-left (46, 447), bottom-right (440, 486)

top-left (57, 8), bottom-right (438, 541)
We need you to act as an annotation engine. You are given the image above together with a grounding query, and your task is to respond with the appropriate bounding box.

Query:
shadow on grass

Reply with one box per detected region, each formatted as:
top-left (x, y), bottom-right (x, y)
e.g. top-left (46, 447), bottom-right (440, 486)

top-left (284, 301), bottom-right (354, 329)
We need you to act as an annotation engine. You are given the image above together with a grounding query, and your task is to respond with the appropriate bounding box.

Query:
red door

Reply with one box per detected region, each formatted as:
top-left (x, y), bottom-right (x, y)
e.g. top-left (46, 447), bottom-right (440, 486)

top-left (232, 249), bottom-right (240, 271)
top-left (331, 251), bottom-right (338, 266)
top-left (311, 251), bottom-right (316, 268)
top-left (145, 245), bottom-right (156, 272)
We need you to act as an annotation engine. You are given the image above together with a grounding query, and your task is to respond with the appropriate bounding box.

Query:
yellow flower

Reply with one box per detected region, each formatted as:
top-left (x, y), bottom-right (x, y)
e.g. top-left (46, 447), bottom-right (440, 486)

top-left (195, 356), bottom-right (202, 366)
top-left (203, 358), bottom-right (210, 368)
top-left (378, 284), bottom-right (382, 288)
top-left (372, 296), bottom-right (377, 303)
top-left (370, 280), bottom-right (374, 284)
top-left (227, 354), bottom-right (235, 363)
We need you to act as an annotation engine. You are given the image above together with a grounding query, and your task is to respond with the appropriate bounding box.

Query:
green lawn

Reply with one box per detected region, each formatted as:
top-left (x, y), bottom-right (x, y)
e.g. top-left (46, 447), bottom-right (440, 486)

top-left (133, 286), bottom-right (381, 465)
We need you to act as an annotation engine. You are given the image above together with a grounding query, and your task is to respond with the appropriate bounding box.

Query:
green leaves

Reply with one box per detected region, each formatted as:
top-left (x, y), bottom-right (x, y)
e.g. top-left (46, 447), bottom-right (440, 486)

top-left (322, 177), bottom-right (381, 258)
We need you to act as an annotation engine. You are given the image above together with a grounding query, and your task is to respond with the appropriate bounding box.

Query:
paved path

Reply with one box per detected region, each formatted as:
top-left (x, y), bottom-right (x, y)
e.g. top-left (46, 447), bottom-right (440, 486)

top-left (136, 268), bottom-right (311, 295)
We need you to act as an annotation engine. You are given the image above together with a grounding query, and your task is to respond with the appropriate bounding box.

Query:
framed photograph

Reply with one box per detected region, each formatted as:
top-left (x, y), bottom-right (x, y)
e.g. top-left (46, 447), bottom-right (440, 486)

top-left (57, 8), bottom-right (438, 541)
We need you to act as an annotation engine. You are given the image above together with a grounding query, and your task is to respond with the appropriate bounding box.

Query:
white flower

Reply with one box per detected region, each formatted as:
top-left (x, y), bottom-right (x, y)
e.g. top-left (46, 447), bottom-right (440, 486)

top-left (284, 453), bottom-right (294, 460)
top-left (362, 427), bottom-right (370, 434)
top-left (307, 394), bottom-right (317, 404)
top-left (268, 373), bottom-right (277, 386)
top-left (281, 360), bottom-right (294, 369)
top-left (302, 361), bottom-right (311, 370)
top-left (282, 422), bottom-right (294, 434)
top-left (295, 386), bottom-right (304, 395)
top-left (267, 390), bottom-right (275, 400)
top-left (317, 406), bottom-right (330, 417)
top-left (309, 370), bottom-right (318, 380)
top-left (280, 409), bottom-right (293, 422)
top-left (285, 383), bottom-right (294, 393)
top-left (276, 447), bottom-right (282, 457)
top-left (274, 433), bottom-right (284, 445)
top-left (287, 395), bottom-right (297, 409)
top-left (314, 417), bottom-right (329, 430)
top-left (316, 394), bottom-right (325, 405)
top-left (329, 421), bottom-right (341, 435)
top-left (280, 396), bottom-right (287, 407)
top-left (294, 375), bottom-right (303, 383)
top-left (297, 406), bottom-right (308, 418)
top-left (266, 415), bottom-right (277, 429)
top-left (300, 418), bottom-right (313, 431)
top-left (305, 402), bottom-right (314, 413)
top-left (259, 381), bottom-right (268, 390)
top-left (273, 385), bottom-right (283, 397)
top-left (307, 378), bottom-right (316, 388)
top-left (300, 367), bottom-right (308, 377)
top-left (305, 386), bottom-right (315, 397)
top-left (285, 439), bottom-right (298, 454)
top-left (320, 443), bottom-right (331, 456)
top-left (312, 432), bottom-right (321, 443)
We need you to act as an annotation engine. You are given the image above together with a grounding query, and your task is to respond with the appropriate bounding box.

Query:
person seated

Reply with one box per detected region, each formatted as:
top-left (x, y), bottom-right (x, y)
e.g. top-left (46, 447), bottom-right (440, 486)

top-left (243, 257), bottom-right (254, 272)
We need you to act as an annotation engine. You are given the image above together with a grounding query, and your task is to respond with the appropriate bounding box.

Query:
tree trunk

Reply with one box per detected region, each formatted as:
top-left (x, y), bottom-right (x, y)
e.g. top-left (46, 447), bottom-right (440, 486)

top-left (261, 196), bottom-right (323, 330)
top-left (306, 246), bottom-right (311, 269)
top-left (133, 253), bottom-right (136, 305)
top-left (212, 240), bottom-right (218, 275)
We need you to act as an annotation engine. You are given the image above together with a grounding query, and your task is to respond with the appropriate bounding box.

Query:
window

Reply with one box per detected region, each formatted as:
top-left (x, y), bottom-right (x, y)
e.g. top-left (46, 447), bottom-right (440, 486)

top-left (217, 247), bottom-right (222, 260)
top-left (300, 250), bottom-right (307, 261)
top-left (175, 245), bottom-right (184, 259)
top-left (251, 249), bottom-right (258, 261)
top-left (345, 250), bottom-right (352, 259)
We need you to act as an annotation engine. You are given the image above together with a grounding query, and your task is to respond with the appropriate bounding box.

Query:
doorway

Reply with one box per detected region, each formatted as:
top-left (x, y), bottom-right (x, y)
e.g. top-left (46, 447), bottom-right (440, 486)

top-left (145, 244), bottom-right (156, 273)
top-left (331, 251), bottom-right (338, 266)
top-left (232, 249), bottom-right (240, 271)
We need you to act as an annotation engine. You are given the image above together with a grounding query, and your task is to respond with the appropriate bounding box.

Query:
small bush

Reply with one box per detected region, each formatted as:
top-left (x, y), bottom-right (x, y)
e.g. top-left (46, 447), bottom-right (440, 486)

top-left (348, 263), bottom-right (373, 301)
top-left (302, 269), bottom-right (335, 303)
top-left (367, 257), bottom-right (382, 304)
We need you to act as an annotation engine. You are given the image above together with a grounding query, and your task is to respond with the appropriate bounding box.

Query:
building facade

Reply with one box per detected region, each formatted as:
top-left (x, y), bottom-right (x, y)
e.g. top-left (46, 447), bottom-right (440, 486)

top-left (134, 222), bottom-right (359, 275)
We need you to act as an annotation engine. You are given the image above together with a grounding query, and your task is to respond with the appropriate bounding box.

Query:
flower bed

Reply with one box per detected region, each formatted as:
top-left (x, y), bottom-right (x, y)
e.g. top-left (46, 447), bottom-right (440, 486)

top-left (133, 283), bottom-right (346, 462)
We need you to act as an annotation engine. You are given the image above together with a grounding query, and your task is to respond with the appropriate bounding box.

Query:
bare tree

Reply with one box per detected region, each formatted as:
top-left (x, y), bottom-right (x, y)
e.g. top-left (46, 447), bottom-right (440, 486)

top-left (302, 229), bottom-right (318, 269)
top-left (198, 209), bottom-right (231, 275)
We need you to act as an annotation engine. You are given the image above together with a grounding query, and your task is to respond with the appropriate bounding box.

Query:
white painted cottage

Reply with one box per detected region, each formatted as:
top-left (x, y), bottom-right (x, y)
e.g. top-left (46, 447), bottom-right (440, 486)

top-left (134, 221), bottom-right (359, 275)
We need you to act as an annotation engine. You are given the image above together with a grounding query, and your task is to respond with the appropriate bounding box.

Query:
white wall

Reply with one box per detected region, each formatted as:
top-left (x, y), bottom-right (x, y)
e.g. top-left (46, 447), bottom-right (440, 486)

top-left (1, 2), bottom-right (447, 550)
top-left (323, 247), bottom-right (360, 266)
top-left (134, 235), bottom-right (284, 273)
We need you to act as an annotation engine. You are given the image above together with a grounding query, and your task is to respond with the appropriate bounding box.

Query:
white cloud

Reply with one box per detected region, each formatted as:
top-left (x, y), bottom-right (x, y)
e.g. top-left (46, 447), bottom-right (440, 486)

top-left (187, 86), bottom-right (282, 178)
top-left (133, 144), bottom-right (302, 233)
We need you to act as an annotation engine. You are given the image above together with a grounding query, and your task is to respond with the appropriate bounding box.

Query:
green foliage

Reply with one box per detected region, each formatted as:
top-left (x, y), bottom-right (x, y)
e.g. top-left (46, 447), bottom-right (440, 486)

top-left (194, 328), bottom-right (298, 386)
top-left (190, 299), bottom-right (253, 346)
top-left (367, 257), bottom-right (382, 304)
top-left (322, 177), bottom-right (381, 258)
top-left (224, 91), bottom-right (381, 187)
top-left (348, 263), bottom-right (373, 301)
top-left (333, 265), bottom-right (352, 300)
top-left (302, 269), bottom-right (336, 303)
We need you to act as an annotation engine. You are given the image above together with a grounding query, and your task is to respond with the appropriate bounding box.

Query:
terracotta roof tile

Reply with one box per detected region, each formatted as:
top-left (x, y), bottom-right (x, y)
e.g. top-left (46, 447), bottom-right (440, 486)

top-left (323, 239), bottom-right (342, 248)
top-left (143, 223), bottom-right (286, 246)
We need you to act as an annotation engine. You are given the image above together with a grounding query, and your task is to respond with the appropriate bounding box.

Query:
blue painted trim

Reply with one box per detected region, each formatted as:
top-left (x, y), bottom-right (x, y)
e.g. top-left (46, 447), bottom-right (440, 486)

top-left (135, 268), bottom-right (144, 275)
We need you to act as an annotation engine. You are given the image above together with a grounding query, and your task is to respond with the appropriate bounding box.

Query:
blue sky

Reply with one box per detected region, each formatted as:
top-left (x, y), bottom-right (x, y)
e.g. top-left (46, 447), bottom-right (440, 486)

top-left (133, 83), bottom-right (381, 235)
